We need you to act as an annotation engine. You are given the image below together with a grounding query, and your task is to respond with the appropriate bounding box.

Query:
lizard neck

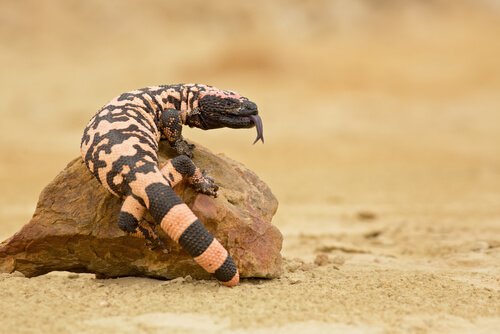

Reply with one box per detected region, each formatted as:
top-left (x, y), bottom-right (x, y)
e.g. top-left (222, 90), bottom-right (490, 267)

top-left (145, 84), bottom-right (213, 129)
top-left (155, 83), bottom-right (210, 113)
top-left (157, 84), bottom-right (213, 128)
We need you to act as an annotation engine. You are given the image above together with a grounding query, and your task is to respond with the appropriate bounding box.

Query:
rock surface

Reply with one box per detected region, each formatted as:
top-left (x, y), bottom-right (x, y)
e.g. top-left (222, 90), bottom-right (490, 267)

top-left (0, 142), bottom-right (282, 280)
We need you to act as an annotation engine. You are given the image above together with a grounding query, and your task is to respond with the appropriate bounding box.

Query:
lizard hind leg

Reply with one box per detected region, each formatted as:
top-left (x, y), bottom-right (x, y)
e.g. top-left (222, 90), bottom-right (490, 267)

top-left (144, 181), bottom-right (239, 287)
top-left (118, 195), bottom-right (166, 250)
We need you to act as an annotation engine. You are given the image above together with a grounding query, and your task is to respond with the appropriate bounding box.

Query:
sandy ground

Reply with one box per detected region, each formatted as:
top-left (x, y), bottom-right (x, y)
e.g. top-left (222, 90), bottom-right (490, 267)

top-left (0, 1), bottom-right (499, 333)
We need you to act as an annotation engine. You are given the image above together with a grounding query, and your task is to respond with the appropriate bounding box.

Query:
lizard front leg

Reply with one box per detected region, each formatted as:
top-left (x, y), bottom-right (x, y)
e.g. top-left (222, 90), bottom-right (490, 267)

top-left (161, 155), bottom-right (219, 197)
top-left (160, 108), bottom-right (195, 158)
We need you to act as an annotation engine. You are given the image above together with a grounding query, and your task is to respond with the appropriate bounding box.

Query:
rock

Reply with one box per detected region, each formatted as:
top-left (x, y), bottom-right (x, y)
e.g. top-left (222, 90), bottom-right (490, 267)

top-left (0, 142), bottom-right (282, 280)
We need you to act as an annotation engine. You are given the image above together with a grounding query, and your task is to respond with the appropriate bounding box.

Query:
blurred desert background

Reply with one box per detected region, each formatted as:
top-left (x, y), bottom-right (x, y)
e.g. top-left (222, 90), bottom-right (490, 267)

top-left (1, 0), bottom-right (499, 333)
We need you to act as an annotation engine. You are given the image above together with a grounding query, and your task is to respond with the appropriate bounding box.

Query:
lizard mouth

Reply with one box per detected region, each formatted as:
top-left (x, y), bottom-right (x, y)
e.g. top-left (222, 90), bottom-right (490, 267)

top-left (196, 111), bottom-right (264, 144)
top-left (206, 113), bottom-right (264, 144)
top-left (195, 99), bottom-right (264, 144)
top-left (231, 100), bottom-right (264, 144)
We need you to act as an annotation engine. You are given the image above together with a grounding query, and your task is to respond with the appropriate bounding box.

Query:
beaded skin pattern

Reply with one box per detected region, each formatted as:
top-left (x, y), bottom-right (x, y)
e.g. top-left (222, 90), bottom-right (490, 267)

top-left (80, 84), bottom-right (263, 286)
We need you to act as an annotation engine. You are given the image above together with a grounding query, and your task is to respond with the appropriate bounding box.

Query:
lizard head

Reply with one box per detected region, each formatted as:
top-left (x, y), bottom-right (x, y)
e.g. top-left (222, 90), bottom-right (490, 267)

top-left (186, 89), bottom-right (264, 144)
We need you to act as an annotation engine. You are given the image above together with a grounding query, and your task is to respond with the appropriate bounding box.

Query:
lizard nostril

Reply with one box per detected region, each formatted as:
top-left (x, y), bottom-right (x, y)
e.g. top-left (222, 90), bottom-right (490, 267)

top-left (244, 101), bottom-right (258, 113)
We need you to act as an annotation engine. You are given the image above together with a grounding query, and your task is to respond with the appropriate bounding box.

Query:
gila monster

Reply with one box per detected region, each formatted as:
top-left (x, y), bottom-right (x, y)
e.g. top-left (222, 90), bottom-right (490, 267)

top-left (80, 83), bottom-right (264, 287)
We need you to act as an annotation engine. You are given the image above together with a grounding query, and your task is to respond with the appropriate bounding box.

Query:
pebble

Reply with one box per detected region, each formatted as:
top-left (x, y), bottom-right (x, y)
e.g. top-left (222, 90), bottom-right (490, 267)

top-left (285, 258), bottom-right (304, 273)
top-left (161, 277), bottom-right (185, 285)
top-left (299, 263), bottom-right (316, 272)
top-left (99, 300), bottom-right (110, 307)
top-left (331, 255), bottom-right (346, 266)
top-left (470, 241), bottom-right (490, 252)
top-left (314, 253), bottom-right (330, 266)
top-left (357, 211), bottom-right (377, 221)
top-left (11, 271), bottom-right (25, 278)
top-left (288, 278), bottom-right (302, 285)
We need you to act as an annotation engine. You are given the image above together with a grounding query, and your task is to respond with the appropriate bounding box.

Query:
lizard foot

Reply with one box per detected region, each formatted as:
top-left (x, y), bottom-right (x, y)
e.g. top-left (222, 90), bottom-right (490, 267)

top-left (146, 237), bottom-right (169, 253)
top-left (191, 170), bottom-right (219, 198)
top-left (173, 139), bottom-right (195, 158)
top-left (133, 223), bottom-right (169, 253)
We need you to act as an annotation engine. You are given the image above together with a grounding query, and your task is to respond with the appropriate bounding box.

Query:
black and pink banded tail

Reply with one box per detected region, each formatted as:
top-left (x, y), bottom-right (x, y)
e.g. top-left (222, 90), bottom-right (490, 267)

top-left (145, 182), bottom-right (239, 286)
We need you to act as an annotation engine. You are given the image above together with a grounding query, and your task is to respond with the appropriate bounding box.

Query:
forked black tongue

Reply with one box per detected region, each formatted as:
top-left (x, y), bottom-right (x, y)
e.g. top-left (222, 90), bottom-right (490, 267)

top-left (249, 115), bottom-right (264, 144)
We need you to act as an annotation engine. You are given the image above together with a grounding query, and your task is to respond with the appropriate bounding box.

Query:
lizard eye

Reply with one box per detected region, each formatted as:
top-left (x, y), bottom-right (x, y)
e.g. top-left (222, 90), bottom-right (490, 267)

top-left (223, 98), bottom-right (239, 109)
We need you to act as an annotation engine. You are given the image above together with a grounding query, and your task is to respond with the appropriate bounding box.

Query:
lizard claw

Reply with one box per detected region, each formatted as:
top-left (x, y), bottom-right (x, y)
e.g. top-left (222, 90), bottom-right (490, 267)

top-left (146, 235), bottom-right (168, 252)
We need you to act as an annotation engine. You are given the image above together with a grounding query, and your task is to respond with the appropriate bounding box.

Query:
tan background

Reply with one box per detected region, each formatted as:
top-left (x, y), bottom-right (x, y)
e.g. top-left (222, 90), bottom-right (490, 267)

top-left (0, 1), bottom-right (499, 333)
